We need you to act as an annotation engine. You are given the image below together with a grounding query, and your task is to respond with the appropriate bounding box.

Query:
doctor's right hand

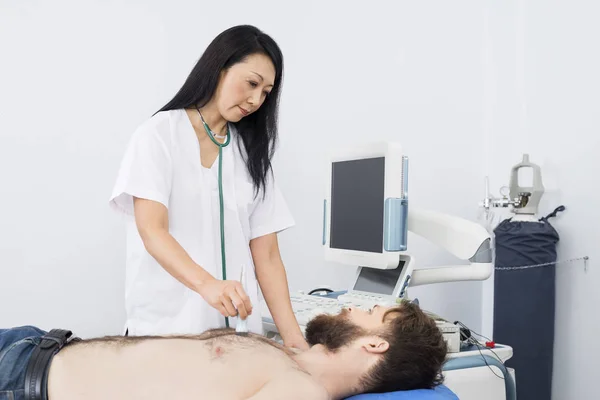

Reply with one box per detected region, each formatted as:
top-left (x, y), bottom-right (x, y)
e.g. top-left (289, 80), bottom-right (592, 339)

top-left (197, 277), bottom-right (253, 320)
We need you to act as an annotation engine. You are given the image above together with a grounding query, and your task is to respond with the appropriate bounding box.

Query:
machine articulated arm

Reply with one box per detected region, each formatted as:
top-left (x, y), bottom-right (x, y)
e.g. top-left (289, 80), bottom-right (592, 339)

top-left (407, 208), bottom-right (493, 287)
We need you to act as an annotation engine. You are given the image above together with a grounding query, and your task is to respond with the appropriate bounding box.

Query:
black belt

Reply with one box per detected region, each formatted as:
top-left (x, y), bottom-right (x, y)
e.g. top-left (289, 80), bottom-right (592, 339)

top-left (24, 329), bottom-right (79, 400)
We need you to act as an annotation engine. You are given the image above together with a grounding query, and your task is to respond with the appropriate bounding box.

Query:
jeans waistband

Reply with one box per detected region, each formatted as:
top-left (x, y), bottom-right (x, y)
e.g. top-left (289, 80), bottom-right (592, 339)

top-left (24, 329), bottom-right (79, 400)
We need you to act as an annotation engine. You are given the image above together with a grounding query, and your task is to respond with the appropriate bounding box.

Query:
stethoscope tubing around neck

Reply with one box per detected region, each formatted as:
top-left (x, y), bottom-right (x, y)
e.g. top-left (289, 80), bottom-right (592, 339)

top-left (196, 107), bottom-right (232, 328)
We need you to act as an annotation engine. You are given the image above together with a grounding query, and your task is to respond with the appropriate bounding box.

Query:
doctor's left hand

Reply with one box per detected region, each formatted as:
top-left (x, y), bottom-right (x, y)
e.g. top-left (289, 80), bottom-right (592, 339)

top-left (197, 277), bottom-right (253, 319)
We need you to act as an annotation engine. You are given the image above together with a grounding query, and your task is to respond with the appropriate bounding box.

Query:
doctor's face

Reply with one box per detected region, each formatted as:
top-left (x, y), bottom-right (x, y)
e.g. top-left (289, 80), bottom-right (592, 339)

top-left (214, 53), bottom-right (275, 122)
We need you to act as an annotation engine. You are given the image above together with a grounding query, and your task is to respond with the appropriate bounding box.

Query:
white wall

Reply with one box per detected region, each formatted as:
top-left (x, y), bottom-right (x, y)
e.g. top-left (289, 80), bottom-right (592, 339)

top-left (481, 1), bottom-right (599, 399)
top-left (0, 0), bottom-right (488, 337)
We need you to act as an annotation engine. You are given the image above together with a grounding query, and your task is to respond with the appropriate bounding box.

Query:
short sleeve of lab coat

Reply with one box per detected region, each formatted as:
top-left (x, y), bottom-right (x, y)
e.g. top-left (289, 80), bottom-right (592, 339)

top-left (109, 125), bottom-right (172, 217)
top-left (249, 175), bottom-right (295, 240)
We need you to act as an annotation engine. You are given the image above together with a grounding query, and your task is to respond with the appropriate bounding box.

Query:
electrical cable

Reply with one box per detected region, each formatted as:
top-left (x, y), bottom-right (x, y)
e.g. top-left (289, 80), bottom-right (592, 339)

top-left (453, 320), bottom-right (507, 380)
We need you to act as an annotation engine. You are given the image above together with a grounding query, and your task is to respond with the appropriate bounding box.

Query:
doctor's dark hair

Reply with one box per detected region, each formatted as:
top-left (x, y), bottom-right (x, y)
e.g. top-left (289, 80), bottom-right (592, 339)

top-left (360, 302), bottom-right (448, 394)
top-left (157, 25), bottom-right (284, 197)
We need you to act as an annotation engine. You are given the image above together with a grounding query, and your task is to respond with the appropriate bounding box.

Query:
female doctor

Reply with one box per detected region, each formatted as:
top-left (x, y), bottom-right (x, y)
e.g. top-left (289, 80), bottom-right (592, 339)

top-left (109, 25), bottom-right (308, 350)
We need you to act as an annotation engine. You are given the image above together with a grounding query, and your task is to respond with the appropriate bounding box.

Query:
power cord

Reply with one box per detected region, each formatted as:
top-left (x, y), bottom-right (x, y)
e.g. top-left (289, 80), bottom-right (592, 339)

top-left (453, 320), bottom-right (506, 380)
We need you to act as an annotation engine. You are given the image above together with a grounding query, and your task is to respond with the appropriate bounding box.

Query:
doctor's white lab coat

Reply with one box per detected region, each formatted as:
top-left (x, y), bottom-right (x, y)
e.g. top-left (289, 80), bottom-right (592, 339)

top-left (109, 109), bottom-right (295, 336)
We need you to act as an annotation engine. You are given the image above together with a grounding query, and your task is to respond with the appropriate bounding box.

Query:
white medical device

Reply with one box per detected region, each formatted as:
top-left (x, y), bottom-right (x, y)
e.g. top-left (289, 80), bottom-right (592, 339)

top-left (270, 141), bottom-right (493, 329)
top-left (321, 142), bottom-right (415, 307)
top-left (266, 141), bottom-right (494, 340)
top-left (322, 141), bottom-right (493, 288)
top-left (283, 142), bottom-right (492, 337)
top-left (436, 321), bottom-right (461, 353)
top-left (276, 142), bottom-right (492, 334)
top-left (323, 142), bottom-right (410, 269)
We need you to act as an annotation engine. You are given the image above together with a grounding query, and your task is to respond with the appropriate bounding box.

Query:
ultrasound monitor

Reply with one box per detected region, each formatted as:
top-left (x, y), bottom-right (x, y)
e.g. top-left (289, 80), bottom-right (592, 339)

top-left (322, 142), bottom-right (414, 300)
top-left (323, 142), bottom-right (410, 270)
top-left (329, 157), bottom-right (385, 254)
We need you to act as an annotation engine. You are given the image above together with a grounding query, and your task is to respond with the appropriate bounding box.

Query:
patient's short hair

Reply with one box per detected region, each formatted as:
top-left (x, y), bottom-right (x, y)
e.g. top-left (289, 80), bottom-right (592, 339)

top-left (360, 301), bottom-right (448, 393)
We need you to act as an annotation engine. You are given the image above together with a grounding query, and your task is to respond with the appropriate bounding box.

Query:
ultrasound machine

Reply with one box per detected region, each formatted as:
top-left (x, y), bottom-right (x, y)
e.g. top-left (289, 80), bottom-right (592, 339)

top-left (261, 142), bottom-right (517, 400)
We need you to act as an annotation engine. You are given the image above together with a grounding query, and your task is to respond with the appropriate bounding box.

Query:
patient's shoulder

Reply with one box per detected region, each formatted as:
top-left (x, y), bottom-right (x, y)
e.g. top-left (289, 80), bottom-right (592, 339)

top-left (247, 370), bottom-right (329, 400)
top-left (306, 382), bottom-right (329, 399)
top-left (287, 371), bottom-right (330, 399)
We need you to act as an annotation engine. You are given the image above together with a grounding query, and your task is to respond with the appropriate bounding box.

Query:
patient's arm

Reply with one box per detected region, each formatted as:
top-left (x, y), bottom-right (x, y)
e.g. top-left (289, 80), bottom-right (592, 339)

top-left (246, 372), bottom-right (329, 400)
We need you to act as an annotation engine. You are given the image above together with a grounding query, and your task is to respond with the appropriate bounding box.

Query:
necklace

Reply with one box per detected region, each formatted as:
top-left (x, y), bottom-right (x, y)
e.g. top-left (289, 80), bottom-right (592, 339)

top-left (196, 108), bottom-right (228, 139)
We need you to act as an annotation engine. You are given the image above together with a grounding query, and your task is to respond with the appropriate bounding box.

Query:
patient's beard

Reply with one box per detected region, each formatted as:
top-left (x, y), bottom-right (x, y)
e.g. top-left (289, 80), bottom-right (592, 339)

top-left (305, 311), bottom-right (367, 352)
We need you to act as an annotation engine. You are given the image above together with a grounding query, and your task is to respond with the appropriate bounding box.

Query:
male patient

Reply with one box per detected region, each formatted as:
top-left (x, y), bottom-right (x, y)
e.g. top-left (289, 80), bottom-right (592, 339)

top-left (0, 301), bottom-right (447, 400)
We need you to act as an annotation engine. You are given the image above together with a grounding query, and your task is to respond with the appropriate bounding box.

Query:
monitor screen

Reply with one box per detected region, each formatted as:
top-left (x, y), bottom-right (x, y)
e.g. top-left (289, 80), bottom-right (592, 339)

top-left (330, 157), bottom-right (385, 253)
top-left (353, 261), bottom-right (406, 295)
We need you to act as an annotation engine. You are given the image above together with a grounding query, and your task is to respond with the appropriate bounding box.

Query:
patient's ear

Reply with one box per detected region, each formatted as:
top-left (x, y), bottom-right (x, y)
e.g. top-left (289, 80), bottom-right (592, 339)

top-left (360, 336), bottom-right (389, 354)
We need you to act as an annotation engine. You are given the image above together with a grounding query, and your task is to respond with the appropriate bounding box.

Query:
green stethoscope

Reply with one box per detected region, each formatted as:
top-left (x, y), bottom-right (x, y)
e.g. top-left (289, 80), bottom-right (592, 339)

top-left (197, 107), bottom-right (232, 328)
